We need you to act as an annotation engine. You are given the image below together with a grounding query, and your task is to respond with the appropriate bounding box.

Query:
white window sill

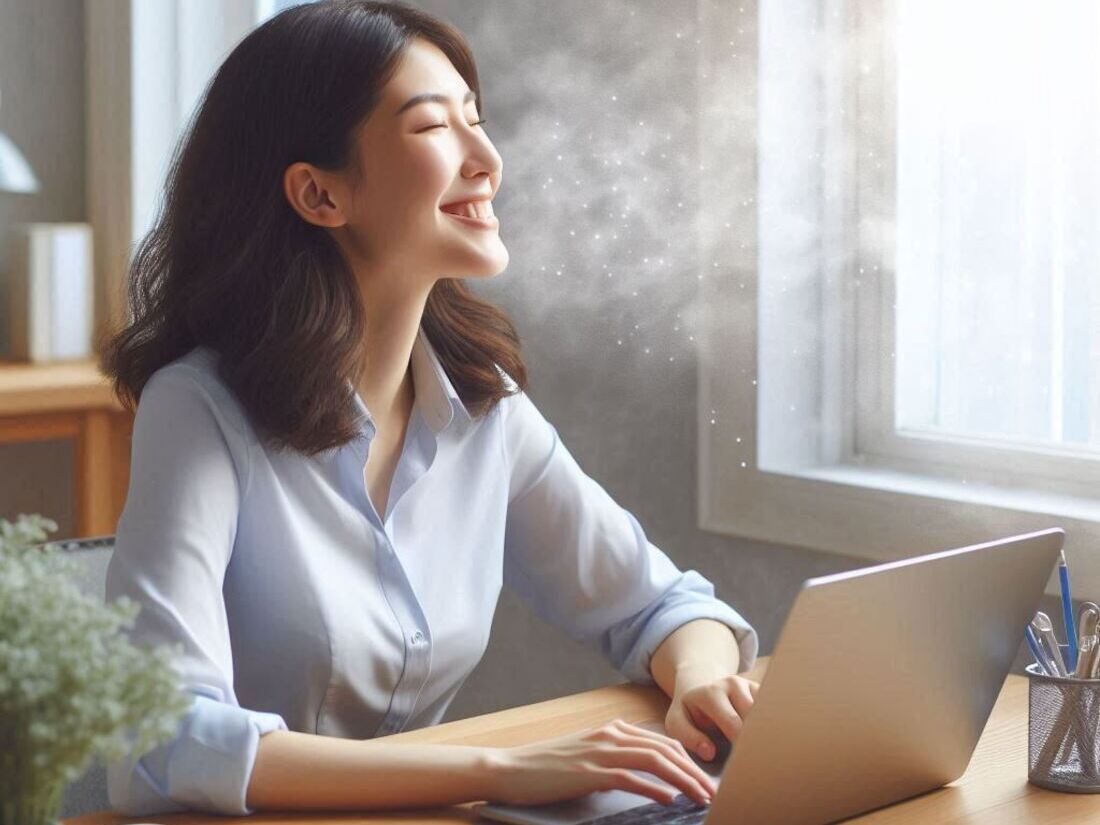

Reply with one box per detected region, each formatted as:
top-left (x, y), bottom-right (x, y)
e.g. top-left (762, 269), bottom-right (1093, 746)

top-left (794, 462), bottom-right (1100, 525)
top-left (700, 457), bottom-right (1097, 600)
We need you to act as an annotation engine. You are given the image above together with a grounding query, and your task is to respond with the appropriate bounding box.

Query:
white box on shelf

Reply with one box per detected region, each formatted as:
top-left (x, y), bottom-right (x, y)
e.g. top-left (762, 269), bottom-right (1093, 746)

top-left (8, 222), bottom-right (95, 363)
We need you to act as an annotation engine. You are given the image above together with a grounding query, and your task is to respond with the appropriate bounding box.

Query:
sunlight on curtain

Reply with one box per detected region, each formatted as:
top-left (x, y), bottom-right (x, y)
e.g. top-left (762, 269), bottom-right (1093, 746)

top-left (895, 1), bottom-right (1100, 452)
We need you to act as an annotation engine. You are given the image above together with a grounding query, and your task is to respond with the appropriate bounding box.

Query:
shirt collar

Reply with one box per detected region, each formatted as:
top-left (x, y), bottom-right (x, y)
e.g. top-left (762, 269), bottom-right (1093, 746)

top-left (347, 326), bottom-right (472, 438)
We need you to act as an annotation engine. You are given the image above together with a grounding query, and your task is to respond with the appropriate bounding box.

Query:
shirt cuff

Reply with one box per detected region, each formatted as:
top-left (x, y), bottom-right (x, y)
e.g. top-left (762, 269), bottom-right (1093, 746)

top-left (627, 595), bottom-right (760, 687)
top-left (108, 694), bottom-right (288, 816)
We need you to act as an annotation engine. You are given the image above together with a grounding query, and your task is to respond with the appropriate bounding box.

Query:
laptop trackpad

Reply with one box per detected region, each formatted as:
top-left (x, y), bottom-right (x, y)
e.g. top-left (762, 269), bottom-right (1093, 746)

top-left (474, 720), bottom-right (730, 825)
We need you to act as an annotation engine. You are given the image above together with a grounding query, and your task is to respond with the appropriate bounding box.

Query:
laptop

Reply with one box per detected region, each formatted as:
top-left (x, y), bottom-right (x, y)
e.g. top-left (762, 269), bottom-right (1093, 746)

top-left (474, 528), bottom-right (1065, 825)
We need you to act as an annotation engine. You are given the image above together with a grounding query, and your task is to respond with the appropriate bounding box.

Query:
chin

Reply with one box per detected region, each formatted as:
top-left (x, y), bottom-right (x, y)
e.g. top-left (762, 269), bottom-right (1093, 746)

top-left (451, 242), bottom-right (509, 280)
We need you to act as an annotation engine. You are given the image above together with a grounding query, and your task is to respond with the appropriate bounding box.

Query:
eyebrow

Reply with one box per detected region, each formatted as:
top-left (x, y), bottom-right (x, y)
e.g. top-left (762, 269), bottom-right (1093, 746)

top-left (395, 89), bottom-right (477, 116)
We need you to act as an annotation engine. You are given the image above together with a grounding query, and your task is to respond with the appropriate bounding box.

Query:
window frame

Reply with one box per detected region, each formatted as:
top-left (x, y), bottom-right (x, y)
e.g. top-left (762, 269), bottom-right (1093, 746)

top-left (697, 0), bottom-right (1100, 598)
top-left (853, 0), bottom-right (1100, 495)
top-left (85, 0), bottom-right (264, 336)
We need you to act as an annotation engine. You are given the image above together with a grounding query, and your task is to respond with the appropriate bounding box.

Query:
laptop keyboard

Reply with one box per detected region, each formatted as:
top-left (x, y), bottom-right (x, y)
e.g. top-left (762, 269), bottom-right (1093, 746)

top-left (583, 794), bottom-right (710, 825)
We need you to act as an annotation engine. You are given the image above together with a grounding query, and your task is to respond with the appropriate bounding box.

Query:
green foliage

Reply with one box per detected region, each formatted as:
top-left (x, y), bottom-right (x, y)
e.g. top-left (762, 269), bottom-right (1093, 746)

top-left (0, 513), bottom-right (192, 797)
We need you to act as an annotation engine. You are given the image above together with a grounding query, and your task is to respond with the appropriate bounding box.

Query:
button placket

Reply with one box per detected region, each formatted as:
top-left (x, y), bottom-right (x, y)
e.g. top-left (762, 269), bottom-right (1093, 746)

top-left (376, 531), bottom-right (432, 731)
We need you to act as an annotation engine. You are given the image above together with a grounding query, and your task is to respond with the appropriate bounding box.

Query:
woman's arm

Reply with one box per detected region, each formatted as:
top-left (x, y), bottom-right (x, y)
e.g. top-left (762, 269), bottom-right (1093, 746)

top-left (248, 731), bottom-right (499, 809)
top-left (649, 618), bottom-right (742, 698)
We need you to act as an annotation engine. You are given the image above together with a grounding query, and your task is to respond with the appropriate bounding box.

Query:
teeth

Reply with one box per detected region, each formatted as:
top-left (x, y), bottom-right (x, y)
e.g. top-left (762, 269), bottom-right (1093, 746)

top-left (444, 200), bottom-right (494, 219)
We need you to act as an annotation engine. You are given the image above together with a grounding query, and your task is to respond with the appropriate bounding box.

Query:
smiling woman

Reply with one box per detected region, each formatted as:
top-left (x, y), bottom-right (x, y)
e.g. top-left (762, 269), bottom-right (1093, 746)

top-left (95, 0), bottom-right (758, 817)
top-left (100, 1), bottom-right (523, 457)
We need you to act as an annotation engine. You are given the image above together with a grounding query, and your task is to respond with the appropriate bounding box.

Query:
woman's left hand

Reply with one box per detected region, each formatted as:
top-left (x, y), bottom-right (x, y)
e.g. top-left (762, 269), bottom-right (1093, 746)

top-left (663, 664), bottom-right (761, 762)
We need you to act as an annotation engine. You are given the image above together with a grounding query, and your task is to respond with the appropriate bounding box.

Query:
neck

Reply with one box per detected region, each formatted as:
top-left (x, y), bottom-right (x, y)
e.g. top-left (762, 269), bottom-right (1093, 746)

top-left (355, 282), bottom-right (432, 426)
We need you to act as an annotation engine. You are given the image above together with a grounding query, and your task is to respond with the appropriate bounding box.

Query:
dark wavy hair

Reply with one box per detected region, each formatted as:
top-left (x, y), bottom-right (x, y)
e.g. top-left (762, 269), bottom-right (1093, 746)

top-left (98, 0), bottom-right (527, 456)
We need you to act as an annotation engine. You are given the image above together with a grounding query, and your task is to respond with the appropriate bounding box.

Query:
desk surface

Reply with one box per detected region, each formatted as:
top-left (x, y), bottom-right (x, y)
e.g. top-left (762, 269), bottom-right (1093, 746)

top-left (66, 657), bottom-right (1100, 824)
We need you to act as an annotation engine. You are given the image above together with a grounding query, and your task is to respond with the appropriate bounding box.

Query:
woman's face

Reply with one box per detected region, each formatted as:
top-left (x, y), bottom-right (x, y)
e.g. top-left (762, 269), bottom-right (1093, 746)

top-left (339, 38), bottom-right (507, 290)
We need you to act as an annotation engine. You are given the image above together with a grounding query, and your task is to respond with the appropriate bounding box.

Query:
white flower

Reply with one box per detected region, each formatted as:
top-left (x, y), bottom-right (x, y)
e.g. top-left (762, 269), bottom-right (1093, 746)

top-left (1, 513), bottom-right (192, 794)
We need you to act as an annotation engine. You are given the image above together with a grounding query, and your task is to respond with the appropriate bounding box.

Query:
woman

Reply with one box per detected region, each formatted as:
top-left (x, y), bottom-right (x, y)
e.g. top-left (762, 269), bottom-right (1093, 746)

top-left (100, 0), bottom-right (759, 815)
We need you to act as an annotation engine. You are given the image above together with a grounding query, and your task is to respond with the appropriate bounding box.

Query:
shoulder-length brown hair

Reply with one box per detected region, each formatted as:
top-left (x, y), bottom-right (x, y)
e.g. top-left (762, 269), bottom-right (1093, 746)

top-left (99, 0), bottom-right (527, 456)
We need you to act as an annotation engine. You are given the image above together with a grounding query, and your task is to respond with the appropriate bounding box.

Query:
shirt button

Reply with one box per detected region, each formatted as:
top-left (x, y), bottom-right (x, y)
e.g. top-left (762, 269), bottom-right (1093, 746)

top-left (411, 630), bottom-right (425, 644)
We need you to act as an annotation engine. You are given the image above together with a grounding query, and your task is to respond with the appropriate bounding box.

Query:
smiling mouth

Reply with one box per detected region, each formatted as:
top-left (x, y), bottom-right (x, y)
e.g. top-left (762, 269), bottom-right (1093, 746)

top-left (440, 199), bottom-right (494, 219)
top-left (440, 199), bottom-right (498, 228)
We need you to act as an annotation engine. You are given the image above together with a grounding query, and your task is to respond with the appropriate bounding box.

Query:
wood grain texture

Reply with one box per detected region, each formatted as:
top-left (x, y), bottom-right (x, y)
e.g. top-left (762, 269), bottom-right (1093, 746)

top-left (0, 360), bottom-right (132, 536)
top-left (0, 360), bottom-right (122, 415)
top-left (62, 658), bottom-right (1100, 824)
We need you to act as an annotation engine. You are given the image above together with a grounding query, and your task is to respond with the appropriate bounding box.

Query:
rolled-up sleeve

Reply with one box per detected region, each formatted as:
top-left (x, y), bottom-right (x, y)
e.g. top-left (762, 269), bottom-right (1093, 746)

top-left (104, 364), bottom-right (287, 815)
top-left (499, 388), bottom-right (759, 686)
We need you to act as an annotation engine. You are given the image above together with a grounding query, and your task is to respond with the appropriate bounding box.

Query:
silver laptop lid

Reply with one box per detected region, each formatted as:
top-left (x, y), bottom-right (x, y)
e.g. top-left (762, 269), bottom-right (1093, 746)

top-left (708, 527), bottom-right (1065, 825)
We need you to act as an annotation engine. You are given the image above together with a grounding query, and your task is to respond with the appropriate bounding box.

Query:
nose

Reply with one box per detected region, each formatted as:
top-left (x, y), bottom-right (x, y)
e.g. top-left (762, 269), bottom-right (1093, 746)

top-left (458, 127), bottom-right (503, 189)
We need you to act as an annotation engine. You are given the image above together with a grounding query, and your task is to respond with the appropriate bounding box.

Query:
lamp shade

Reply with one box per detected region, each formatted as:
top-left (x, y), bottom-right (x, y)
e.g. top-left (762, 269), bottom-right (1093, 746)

top-left (0, 86), bottom-right (39, 194)
top-left (0, 130), bottom-right (39, 193)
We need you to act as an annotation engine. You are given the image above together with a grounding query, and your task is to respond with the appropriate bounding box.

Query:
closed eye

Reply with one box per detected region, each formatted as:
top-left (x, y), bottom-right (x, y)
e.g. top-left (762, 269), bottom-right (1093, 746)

top-left (418, 119), bottom-right (488, 133)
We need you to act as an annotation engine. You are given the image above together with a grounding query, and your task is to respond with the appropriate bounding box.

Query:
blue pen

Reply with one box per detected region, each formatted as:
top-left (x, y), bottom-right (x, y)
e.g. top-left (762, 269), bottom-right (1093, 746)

top-left (1060, 550), bottom-right (1078, 672)
top-left (1025, 625), bottom-right (1052, 675)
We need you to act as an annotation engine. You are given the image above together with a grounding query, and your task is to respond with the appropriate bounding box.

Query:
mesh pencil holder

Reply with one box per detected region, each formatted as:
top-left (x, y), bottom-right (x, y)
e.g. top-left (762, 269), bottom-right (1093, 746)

top-left (1027, 645), bottom-right (1100, 793)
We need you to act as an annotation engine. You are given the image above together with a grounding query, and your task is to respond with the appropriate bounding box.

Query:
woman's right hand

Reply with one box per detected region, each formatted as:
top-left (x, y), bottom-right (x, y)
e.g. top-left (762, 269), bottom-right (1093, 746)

top-left (482, 718), bottom-right (718, 807)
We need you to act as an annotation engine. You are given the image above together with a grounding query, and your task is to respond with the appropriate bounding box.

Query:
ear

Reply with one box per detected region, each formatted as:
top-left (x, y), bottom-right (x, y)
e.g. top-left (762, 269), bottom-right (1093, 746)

top-left (283, 162), bottom-right (349, 228)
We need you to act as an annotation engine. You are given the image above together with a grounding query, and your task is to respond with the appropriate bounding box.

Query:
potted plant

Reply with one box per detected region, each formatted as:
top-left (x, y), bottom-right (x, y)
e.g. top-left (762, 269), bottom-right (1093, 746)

top-left (0, 513), bottom-right (192, 825)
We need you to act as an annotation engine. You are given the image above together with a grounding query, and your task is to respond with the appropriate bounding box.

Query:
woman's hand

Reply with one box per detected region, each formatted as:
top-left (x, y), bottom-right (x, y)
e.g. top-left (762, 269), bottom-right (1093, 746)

top-left (483, 718), bottom-right (718, 807)
top-left (663, 664), bottom-right (761, 761)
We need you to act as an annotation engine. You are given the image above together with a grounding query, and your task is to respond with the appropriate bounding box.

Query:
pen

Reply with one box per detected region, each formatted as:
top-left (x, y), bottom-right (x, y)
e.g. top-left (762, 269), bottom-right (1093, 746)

top-left (1074, 634), bottom-right (1098, 678)
top-left (1032, 612), bottom-right (1068, 676)
top-left (1079, 602), bottom-right (1100, 637)
top-left (1059, 551), bottom-right (1078, 672)
top-left (1025, 625), bottom-right (1052, 676)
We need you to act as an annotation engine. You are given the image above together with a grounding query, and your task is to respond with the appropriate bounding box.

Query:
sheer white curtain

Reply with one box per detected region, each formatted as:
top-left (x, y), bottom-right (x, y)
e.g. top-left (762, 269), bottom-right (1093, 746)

top-left (895, 0), bottom-right (1100, 452)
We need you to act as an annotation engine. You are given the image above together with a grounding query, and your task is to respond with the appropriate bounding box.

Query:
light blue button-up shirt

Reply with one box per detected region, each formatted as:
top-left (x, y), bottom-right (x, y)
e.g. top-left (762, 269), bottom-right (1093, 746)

top-left (104, 326), bottom-right (759, 815)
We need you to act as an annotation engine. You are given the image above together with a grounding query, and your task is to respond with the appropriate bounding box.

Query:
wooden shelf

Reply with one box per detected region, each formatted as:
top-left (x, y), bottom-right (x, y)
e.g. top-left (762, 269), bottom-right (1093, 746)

top-left (0, 358), bottom-right (132, 537)
top-left (0, 358), bottom-right (123, 415)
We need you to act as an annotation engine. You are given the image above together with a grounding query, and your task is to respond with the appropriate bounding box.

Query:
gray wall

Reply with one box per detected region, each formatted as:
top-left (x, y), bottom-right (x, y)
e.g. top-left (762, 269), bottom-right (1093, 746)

top-left (0, 0), bottom-right (1053, 818)
top-left (0, 0), bottom-right (80, 535)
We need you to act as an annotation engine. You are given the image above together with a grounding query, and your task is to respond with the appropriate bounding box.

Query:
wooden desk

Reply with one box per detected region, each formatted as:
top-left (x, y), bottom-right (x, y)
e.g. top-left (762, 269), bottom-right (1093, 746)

top-left (0, 359), bottom-right (132, 537)
top-left (64, 657), bottom-right (1100, 824)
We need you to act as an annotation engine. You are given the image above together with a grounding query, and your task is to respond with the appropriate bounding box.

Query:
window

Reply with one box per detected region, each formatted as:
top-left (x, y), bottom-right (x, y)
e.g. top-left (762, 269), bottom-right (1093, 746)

top-left (698, 0), bottom-right (1100, 596)
top-left (873, 0), bottom-right (1100, 491)
top-left (86, 0), bottom-right (318, 338)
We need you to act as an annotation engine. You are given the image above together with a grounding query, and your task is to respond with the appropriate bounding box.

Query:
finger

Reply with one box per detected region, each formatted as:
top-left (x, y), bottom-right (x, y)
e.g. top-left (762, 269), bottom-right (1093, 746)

top-left (600, 768), bottom-right (687, 807)
top-left (727, 677), bottom-right (756, 718)
top-left (614, 718), bottom-right (695, 763)
top-left (663, 703), bottom-right (719, 762)
top-left (746, 679), bottom-right (761, 700)
top-left (696, 687), bottom-right (744, 744)
top-left (612, 726), bottom-right (717, 795)
top-left (601, 746), bottom-right (714, 805)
